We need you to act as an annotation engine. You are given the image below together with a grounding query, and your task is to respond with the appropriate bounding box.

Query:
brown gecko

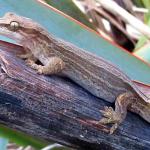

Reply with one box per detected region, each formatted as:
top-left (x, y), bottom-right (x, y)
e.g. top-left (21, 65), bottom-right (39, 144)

top-left (0, 12), bottom-right (149, 134)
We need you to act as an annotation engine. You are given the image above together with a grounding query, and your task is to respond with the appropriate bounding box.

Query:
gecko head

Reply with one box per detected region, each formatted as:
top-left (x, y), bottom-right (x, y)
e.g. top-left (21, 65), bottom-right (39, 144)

top-left (0, 12), bottom-right (45, 43)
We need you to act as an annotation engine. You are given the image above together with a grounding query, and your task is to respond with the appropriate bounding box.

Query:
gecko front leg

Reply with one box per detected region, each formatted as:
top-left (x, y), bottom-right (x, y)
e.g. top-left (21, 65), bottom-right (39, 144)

top-left (99, 92), bottom-right (135, 134)
top-left (17, 51), bottom-right (38, 70)
top-left (18, 52), bottom-right (33, 59)
top-left (17, 48), bottom-right (33, 59)
top-left (27, 56), bottom-right (65, 75)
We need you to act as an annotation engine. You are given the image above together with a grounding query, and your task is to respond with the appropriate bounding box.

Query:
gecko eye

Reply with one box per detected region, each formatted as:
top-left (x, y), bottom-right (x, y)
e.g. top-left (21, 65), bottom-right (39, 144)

top-left (10, 21), bottom-right (20, 31)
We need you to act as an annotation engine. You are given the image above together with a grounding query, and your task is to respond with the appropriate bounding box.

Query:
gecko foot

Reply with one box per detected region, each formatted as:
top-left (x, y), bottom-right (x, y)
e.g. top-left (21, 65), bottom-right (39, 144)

top-left (99, 106), bottom-right (121, 134)
top-left (36, 67), bottom-right (45, 74)
top-left (25, 59), bottom-right (43, 73)
top-left (25, 56), bottom-right (65, 75)
top-left (25, 59), bottom-right (50, 74)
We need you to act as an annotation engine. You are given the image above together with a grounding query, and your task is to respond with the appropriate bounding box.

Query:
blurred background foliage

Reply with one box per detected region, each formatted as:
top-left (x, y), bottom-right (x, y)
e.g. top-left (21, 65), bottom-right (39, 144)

top-left (0, 0), bottom-right (150, 150)
top-left (38, 0), bottom-right (150, 64)
top-left (44, 0), bottom-right (96, 30)
top-left (44, 0), bottom-right (150, 63)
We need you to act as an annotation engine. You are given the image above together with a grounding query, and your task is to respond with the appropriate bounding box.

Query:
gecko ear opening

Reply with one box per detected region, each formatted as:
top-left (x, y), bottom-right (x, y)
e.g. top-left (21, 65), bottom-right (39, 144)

top-left (10, 21), bottom-right (20, 31)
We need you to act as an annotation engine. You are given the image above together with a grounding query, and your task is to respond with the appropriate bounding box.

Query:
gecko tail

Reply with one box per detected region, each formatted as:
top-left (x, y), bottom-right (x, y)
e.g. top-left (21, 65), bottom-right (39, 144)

top-left (133, 81), bottom-right (150, 102)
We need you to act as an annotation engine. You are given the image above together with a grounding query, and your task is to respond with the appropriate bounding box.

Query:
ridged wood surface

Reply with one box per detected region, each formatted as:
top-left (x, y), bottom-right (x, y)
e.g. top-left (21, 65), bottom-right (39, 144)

top-left (0, 41), bottom-right (149, 150)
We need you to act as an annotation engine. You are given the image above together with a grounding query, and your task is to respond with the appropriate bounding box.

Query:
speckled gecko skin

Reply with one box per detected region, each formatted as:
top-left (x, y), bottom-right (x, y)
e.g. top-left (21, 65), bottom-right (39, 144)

top-left (0, 12), bottom-right (149, 134)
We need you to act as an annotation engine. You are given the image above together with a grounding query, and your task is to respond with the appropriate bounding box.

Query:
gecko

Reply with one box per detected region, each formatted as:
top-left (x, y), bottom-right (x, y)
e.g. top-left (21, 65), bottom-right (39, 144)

top-left (0, 12), bottom-right (149, 134)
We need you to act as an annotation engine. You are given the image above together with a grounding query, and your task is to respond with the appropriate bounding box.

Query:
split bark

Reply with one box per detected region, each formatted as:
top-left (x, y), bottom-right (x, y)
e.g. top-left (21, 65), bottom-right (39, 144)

top-left (0, 41), bottom-right (149, 150)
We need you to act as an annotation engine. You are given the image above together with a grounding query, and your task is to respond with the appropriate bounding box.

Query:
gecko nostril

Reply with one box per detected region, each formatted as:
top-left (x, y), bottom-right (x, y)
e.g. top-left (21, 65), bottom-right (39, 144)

top-left (3, 12), bottom-right (15, 19)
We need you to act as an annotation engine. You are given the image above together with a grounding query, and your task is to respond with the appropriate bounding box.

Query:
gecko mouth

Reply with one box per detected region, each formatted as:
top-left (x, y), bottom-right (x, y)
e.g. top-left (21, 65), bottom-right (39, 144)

top-left (0, 26), bottom-right (13, 37)
top-left (0, 27), bottom-right (22, 43)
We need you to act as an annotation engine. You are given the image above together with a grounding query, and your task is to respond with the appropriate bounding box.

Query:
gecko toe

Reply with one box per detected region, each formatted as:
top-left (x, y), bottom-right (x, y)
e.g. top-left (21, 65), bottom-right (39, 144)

top-left (37, 68), bottom-right (43, 74)
top-left (100, 106), bottom-right (114, 118)
top-left (109, 123), bottom-right (118, 134)
top-left (99, 106), bottom-right (122, 133)
top-left (25, 59), bottom-right (32, 66)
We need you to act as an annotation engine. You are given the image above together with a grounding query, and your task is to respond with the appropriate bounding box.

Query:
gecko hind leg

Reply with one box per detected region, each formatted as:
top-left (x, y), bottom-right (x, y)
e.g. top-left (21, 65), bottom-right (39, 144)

top-left (99, 92), bottom-right (135, 134)
top-left (37, 57), bottom-right (65, 74)
top-left (27, 56), bottom-right (65, 75)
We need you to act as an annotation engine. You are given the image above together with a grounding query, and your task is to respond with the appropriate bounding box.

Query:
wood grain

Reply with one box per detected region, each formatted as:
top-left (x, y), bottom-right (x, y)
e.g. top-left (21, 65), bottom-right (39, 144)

top-left (0, 40), bottom-right (149, 150)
